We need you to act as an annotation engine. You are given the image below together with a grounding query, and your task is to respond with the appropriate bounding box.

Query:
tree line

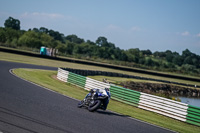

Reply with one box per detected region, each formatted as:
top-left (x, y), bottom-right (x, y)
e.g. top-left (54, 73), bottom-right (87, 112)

top-left (0, 16), bottom-right (200, 76)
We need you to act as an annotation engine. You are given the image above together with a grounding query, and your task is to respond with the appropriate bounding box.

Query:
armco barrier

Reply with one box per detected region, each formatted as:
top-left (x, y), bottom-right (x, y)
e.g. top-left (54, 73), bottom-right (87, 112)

top-left (110, 85), bottom-right (141, 107)
top-left (57, 68), bottom-right (200, 126)
top-left (85, 77), bottom-right (110, 91)
top-left (57, 68), bottom-right (69, 82)
top-left (186, 105), bottom-right (200, 126)
top-left (67, 72), bottom-right (86, 88)
top-left (138, 93), bottom-right (188, 121)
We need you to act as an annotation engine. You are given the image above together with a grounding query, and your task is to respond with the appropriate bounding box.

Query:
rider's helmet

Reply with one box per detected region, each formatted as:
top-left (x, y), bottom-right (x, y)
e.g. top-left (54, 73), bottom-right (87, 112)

top-left (90, 89), bottom-right (94, 93)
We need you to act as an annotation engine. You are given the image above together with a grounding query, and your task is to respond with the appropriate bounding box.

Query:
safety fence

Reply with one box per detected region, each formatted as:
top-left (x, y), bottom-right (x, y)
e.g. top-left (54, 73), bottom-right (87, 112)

top-left (57, 68), bottom-right (200, 126)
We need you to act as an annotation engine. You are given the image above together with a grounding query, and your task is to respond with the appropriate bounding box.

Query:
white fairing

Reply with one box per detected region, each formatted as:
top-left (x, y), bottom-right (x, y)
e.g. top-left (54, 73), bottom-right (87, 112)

top-left (102, 89), bottom-right (111, 100)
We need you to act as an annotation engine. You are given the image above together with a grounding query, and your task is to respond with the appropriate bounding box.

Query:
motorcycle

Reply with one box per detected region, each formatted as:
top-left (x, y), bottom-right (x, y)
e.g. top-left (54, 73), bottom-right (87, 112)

top-left (77, 88), bottom-right (111, 112)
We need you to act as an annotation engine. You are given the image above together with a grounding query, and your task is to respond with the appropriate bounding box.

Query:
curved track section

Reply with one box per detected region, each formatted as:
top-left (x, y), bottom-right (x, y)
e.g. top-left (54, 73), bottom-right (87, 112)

top-left (0, 61), bottom-right (173, 133)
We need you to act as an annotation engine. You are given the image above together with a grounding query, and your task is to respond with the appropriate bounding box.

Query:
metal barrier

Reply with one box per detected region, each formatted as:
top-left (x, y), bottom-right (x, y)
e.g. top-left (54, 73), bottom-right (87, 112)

top-left (57, 67), bottom-right (200, 126)
top-left (85, 77), bottom-right (110, 91)
top-left (67, 72), bottom-right (86, 88)
top-left (139, 93), bottom-right (188, 121)
top-left (110, 85), bottom-right (141, 107)
top-left (57, 68), bottom-right (69, 82)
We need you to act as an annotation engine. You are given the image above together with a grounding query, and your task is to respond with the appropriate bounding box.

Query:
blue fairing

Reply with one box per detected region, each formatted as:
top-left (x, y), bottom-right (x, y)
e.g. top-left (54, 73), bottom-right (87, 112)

top-left (106, 91), bottom-right (111, 98)
top-left (97, 93), bottom-right (103, 96)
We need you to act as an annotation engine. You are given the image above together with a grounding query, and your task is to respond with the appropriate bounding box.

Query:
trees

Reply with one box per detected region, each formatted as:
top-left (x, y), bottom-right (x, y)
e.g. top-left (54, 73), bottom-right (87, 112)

top-left (96, 36), bottom-right (108, 47)
top-left (48, 30), bottom-right (64, 43)
top-left (95, 36), bottom-right (116, 48)
top-left (56, 43), bottom-right (67, 54)
top-left (183, 56), bottom-right (193, 65)
top-left (5, 28), bottom-right (22, 44)
top-left (40, 33), bottom-right (54, 47)
top-left (0, 28), bottom-right (6, 43)
top-left (32, 28), bottom-right (40, 33)
top-left (18, 31), bottom-right (42, 48)
top-left (65, 42), bottom-right (74, 54)
top-left (1, 16), bottom-right (200, 76)
top-left (73, 43), bottom-right (94, 57)
top-left (86, 40), bottom-right (96, 45)
top-left (0, 27), bottom-right (22, 46)
top-left (144, 58), bottom-right (154, 66)
top-left (4, 17), bottom-right (20, 30)
top-left (172, 56), bottom-right (183, 66)
top-left (39, 27), bottom-right (48, 33)
top-left (141, 49), bottom-right (152, 56)
top-left (153, 51), bottom-right (166, 58)
top-left (166, 54), bottom-right (173, 62)
top-left (182, 49), bottom-right (192, 58)
top-left (66, 35), bottom-right (84, 44)
top-left (126, 48), bottom-right (140, 63)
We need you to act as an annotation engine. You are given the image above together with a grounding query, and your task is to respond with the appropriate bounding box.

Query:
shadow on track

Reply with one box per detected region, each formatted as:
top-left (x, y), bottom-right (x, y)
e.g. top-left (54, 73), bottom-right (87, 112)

top-left (95, 110), bottom-right (130, 117)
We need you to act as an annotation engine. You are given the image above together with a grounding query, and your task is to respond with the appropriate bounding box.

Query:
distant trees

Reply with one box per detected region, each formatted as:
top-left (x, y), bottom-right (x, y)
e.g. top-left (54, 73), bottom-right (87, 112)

top-left (66, 34), bottom-right (84, 44)
top-left (96, 36), bottom-right (108, 47)
top-left (141, 49), bottom-right (152, 56)
top-left (1, 16), bottom-right (200, 76)
top-left (39, 27), bottom-right (48, 33)
top-left (0, 27), bottom-right (6, 43)
top-left (48, 30), bottom-right (64, 43)
top-left (4, 17), bottom-right (20, 30)
top-left (30, 27), bottom-right (64, 43)
top-left (18, 31), bottom-right (42, 48)
top-left (172, 56), bottom-right (183, 66)
top-left (0, 26), bottom-right (23, 47)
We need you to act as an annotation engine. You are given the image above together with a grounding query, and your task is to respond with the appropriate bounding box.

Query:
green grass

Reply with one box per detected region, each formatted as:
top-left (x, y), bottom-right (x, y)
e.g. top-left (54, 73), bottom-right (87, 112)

top-left (1, 45), bottom-right (200, 80)
top-left (13, 68), bottom-right (200, 133)
top-left (1, 45), bottom-right (199, 79)
top-left (1, 51), bottom-right (200, 88)
top-left (88, 75), bottom-right (165, 84)
top-left (88, 75), bottom-right (199, 91)
top-left (13, 68), bottom-right (88, 100)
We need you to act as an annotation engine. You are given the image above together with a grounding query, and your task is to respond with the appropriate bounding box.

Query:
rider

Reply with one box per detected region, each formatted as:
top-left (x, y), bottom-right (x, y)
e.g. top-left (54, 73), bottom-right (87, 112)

top-left (88, 88), bottom-right (111, 110)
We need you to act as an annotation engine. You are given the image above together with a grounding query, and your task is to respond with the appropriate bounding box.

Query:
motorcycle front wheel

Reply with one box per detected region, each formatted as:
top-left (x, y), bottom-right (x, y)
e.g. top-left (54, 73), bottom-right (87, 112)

top-left (88, 100), bottom-right (101, 112)
top-left (77, 100), bottom-right (85, 108)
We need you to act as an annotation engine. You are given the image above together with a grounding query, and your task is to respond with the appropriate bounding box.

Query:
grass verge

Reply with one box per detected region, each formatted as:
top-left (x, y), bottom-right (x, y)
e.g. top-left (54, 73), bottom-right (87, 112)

top-left (1, 51), bottom-right (200, 87)
top-left (13, 68), bottom-right (200, 133)
top-left (88, 75), bottom-right (199, 92)
top-left (1, 45), bottom-right (200, 79)
top-left (88, 75), bottom-right (166, 84)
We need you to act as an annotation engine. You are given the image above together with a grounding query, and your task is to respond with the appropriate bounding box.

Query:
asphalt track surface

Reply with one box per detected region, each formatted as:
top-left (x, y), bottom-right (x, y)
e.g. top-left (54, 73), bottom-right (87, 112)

top-left (0, 61), bottom-right (174, 133)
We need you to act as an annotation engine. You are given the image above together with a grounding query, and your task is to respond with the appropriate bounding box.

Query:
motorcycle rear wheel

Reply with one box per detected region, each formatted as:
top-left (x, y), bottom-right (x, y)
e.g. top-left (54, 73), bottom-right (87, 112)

top-left (88, 100), bottom-right (101, 112)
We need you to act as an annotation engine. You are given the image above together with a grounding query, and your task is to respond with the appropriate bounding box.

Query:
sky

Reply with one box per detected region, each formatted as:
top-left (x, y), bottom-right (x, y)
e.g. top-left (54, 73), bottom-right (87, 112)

top-left (0, 0), bottom-right (200, 55)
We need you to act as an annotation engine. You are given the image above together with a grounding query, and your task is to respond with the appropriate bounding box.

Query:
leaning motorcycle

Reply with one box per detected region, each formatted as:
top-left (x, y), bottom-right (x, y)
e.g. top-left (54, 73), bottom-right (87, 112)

top-left (77, 88), bottom-right (110, 112)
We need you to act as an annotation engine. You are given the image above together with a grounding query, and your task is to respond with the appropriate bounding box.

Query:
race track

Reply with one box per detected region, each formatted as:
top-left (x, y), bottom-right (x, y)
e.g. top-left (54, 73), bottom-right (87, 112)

top-left (0, 61), bottom-right (174, 133)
